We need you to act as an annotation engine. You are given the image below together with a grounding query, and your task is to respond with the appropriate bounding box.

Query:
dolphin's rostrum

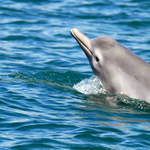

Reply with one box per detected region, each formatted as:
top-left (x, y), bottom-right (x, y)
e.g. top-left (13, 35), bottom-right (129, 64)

top-left (71, 28), bottom-right (150, 103)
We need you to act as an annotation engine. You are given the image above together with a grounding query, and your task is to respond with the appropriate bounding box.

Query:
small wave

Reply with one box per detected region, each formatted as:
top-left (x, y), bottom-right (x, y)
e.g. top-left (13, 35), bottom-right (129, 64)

top-left (9, 70), bottom-right (88, 87)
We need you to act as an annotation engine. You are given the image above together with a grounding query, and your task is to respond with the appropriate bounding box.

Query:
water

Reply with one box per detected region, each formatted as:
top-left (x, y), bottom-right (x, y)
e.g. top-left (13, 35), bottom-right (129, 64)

top-left (0, 0), bottom-right (150, 149)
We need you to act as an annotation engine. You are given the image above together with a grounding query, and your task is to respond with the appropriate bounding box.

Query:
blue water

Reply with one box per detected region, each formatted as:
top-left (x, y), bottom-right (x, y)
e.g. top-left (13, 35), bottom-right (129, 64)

top-left (1, 0), bottom-right (150, 149)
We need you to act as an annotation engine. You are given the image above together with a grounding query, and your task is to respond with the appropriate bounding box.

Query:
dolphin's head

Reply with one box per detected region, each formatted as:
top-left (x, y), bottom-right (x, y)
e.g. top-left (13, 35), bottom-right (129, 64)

top-left (70, 28), bottom-right (119, 89)
top-left (70, 28), bottom-right (150, 102)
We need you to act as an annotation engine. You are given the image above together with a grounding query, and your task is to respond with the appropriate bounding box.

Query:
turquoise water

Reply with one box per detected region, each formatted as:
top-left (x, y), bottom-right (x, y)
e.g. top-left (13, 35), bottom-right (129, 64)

top-left (1, 0), bottom-right (150, 149)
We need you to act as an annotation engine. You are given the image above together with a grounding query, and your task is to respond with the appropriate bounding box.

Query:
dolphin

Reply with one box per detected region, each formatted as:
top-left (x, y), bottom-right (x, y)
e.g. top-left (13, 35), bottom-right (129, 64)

top-left (70, 28), bottom-right (150, 103)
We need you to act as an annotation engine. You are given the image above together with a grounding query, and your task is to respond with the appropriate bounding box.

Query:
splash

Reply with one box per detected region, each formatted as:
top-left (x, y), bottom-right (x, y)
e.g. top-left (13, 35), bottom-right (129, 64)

top-left (73, 75), bottom-right (106, 95)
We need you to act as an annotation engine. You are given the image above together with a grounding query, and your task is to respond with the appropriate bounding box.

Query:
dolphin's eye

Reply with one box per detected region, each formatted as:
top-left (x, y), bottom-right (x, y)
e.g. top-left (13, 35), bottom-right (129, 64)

top-left (95, 56), bottom-right (99, 62)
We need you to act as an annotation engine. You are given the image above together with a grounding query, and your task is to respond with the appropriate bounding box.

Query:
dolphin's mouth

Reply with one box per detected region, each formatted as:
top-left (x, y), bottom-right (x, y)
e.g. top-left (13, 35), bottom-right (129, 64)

top-left (70, 28), bottom-right (92, 60)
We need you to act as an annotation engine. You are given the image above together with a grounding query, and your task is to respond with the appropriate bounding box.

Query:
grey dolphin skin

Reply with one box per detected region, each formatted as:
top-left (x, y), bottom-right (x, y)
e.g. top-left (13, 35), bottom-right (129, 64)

top-left (70, 28), bottom-right (150, 103)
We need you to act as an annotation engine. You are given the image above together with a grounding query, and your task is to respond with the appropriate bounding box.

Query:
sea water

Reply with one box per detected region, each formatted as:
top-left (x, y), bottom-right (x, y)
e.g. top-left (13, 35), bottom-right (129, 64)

top-left (0, 0), bottom-right (150, 149)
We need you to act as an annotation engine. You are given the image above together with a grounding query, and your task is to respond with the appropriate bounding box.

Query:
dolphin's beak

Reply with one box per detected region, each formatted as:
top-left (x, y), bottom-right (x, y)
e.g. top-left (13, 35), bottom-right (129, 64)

top-left (70, 28), bottom-right (92, 61)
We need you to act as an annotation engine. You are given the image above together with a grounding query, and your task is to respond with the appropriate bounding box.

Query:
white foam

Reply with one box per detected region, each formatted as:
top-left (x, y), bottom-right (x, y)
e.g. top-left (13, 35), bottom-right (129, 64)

top-left (73, 75), bottom-right (106, 95)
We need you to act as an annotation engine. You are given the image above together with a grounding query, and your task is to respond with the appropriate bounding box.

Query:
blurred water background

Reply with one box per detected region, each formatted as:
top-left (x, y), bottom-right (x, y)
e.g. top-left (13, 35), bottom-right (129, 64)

top-left (0, 0), bottom-right (150, 149)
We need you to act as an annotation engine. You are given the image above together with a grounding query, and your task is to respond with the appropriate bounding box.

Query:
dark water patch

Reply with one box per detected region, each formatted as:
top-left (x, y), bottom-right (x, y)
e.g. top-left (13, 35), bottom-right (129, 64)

top-left (9, 70), bottom-right (89, 87)
top-left (11, 141), bottom-right (55, 150)
top-left (2, 35), bottom-right (45, 43)
top-left (3, 20), bottom-right (47, 26)
top-left (89, 93), bottom-right (150, 112)
top-left (81, 1), bottom-right (112, 6)
top-left (0, 5), bottom-right (26, 14)
top-left (116, 94), bottom-right (150, 112)
top-left (12, 0), bottom-right (61, 3)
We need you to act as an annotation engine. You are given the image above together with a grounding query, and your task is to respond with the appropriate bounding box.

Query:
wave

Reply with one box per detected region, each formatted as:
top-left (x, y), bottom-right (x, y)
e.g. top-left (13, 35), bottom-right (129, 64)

top-left (73, 75), bottom-right (150, 111)
top-left (8, 70), bottom-right (150, 111)
top-left (9, 70), bottom-right (89, 87)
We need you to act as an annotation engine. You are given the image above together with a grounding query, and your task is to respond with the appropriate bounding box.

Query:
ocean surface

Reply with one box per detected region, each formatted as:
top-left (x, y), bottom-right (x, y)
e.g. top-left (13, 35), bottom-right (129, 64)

top-left (0, 0), bottom-right (150, 149)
